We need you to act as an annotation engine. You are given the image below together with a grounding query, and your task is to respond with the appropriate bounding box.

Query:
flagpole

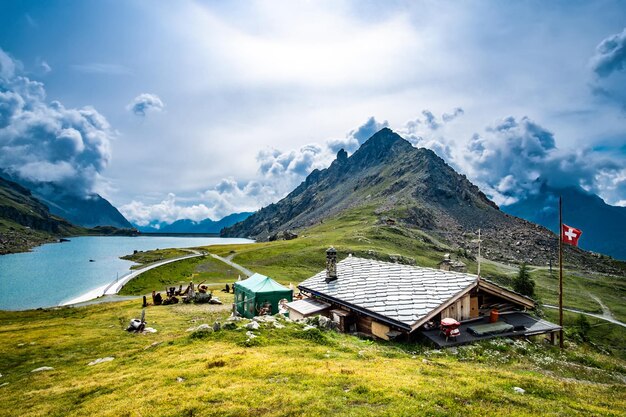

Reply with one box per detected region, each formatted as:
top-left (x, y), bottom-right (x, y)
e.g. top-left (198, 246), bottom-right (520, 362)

top-left (559, 196), bottom-right (564, 349)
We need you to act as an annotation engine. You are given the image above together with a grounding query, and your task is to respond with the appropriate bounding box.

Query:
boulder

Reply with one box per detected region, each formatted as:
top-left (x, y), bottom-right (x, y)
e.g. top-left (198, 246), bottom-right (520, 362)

top-left (31, 366), bottom-right (54, 373)
top-left (87, 357), bottom-right (114, 366)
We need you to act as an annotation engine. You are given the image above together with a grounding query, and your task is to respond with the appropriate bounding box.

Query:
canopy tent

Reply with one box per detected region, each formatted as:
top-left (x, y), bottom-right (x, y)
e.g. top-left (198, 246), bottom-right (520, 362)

top-left (234, 273), bottom-right (293, 318)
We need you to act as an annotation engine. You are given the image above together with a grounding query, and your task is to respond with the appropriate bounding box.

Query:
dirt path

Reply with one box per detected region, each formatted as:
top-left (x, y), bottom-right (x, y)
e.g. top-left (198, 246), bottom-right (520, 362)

top-left (210, 253), bottom-right (254, 277)
top-left (543, 304), bottom-right (626, 328)
top-left (588, 294), bottom-right (615, 321)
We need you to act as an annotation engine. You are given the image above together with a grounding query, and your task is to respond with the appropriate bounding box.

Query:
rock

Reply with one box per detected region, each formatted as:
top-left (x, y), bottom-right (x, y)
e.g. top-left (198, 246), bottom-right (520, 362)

top-left (143, 327), bottom-right (157, 333)
top-left (227, 315), bottom-right (243, 322)
top-left (213, 321), bottom-right (221, 331)
top-left (303, 325), bottom-right (316, 331)
top-left (0, 383), bottom-right (8, 388)
top-left (188, 323), bottom-right (211, 332)
top-left (273, 322), bottom-right (285, 329)
top-left (245, 331), bottom-right (257, 339)
top-left (176, 377), bottom-right (185, 383)
top-left (87, 357), bottom-right (114, 366)
top-left (209, 297), bottom-right (223, 305)
top-left (144, 341), bottom-right (162, 350)
top-left (31, 366), bottom-right (54, 373)
top-left (246, 321), bottom-right (260, 330)
top-left (222, 322), bottom-right (238, 330)
top-left (254, 315), bottom-right (276, 323)
top-left (513, 387), bottom-right (525, 394)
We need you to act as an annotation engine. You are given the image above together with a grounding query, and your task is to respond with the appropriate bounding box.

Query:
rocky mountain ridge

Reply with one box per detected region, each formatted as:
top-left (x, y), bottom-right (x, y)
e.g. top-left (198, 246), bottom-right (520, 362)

top-left (223, 128), bottom-right (623, 273)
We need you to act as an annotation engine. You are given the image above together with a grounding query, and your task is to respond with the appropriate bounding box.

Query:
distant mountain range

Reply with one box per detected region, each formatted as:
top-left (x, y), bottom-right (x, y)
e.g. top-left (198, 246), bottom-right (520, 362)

top-left (136, 212), bottom-right (253, 234)
top-left (222, 128), bottom-right (625, 271)
top-left (503, 184), bottom-right (626, 260)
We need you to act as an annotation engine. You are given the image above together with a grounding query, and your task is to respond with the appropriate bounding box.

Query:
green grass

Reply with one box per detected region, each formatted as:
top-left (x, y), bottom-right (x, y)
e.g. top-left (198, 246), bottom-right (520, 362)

top-left (118, 255), bottom-right (240, 296)
top-left (0, 299), bottom-right (624, 417)
top-left (3, 204), bottom-right (625, 415)
top-left (121, 248), bottom-right (193, 268)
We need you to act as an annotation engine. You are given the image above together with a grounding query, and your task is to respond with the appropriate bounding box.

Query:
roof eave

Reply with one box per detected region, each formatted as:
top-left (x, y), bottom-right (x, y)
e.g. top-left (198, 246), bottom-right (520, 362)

top-left (298, 285), bottom-right (413, 331)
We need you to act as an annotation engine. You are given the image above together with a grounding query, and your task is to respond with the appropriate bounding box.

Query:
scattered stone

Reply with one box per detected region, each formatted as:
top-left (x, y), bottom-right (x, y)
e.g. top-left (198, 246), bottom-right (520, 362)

top-left (0, 383), bottom-right (8, 388)
top-left (513, 387), bottom-right (525, 394)
top-left (254, 315), bottom-right (276, 323)
top-left (144, 341), bottom-right (162, 350)
top-left (31, 366), bottom-right (54, 373)
top-left (88, 357), bottom-right (114, 366)
top-left (176, 377), bottom-right (185, 383)
top-left (273, 322), bottom-right (285, 329)
top-left (227, 315), bottom-right (243, 322)
top-left (17, 343), bottom-right (25, 347)
top-left (246, 321), bottom-right (260, 330)
top-left (245, 331), bottom-right (257, 339)
top-left (422, 359), bottom-right (430, 364)
top-left (213, 321), bottom-right (221, 332)
top-left (143, 327), bottom-right (157, 334)
top-left (302, 325), bottom-right (316, 331)
top-left (187, 324), bottom-right (212, 332)
top-left (209, 297), bottom-right (223, 305)
top-left (222, 322), bottom-right (238, 330)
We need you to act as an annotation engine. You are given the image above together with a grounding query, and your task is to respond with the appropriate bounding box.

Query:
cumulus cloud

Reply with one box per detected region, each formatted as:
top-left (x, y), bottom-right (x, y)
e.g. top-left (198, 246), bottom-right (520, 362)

top-left (126, 93), bottom-right (164, 116)
top-left (463, 116), bottom-right (626, 206)
top-left (397, 108), bottom-right (465, 163)
top-left (120, 193), bottom-right (213, 226)
top-left (0, 48), bottom-right (113, 196)
top-left (591, 28), bottom-right (626, 78)
top-left (326, 116), bottom-right (389, 153)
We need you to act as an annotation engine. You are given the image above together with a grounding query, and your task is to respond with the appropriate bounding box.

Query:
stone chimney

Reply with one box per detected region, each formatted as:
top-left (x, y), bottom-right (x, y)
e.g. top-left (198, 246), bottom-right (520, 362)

top-left (325, 247), bottom-right (337, 283)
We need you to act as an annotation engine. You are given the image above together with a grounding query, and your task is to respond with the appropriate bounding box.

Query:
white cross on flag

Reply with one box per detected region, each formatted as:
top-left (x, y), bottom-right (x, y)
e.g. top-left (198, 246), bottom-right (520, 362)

top-left (561, 224), bottom-right (582, 246)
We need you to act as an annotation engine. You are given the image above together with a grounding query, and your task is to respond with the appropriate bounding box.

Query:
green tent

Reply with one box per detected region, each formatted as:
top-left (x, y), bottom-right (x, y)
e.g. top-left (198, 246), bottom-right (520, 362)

top-left (234, 273), bottom-right (293, 318)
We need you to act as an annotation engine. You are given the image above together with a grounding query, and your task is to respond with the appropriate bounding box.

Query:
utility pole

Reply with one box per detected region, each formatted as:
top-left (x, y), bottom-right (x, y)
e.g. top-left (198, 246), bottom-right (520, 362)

top-left (559, 196), bottom-right (564, 349)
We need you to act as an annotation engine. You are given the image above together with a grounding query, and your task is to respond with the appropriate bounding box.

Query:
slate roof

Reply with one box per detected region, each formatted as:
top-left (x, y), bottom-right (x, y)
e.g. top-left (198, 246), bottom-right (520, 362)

top-left (286, 298), bottom-right (331, 315)
top-left (298, 256), bottom-right (478, 329)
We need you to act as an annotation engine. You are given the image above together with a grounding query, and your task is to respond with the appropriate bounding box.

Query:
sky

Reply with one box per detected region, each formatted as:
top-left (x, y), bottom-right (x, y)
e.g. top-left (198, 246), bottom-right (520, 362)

top-left (0, 0), bottom-right (625, 226)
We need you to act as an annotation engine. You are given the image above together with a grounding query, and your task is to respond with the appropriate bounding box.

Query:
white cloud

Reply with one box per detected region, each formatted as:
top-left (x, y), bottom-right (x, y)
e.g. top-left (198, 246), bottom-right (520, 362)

top-left (126, 93), bottom-right (164, 116)
top-left (71, 63), bottom-right (132, 75)
top-left (0, 49), bottom-right (114, 196)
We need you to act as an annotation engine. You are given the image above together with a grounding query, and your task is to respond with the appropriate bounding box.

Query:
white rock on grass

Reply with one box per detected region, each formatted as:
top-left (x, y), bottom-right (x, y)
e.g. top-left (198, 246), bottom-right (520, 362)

top-left (302, 325), bottom-right (316, 331)
top-left (176, 377), bottom-right (185, 383)
top-left (143, 327), bottom-right (157, 334)
top-left (88, 357), bottom-right (114, 366)
top-left (0, 383), bottom-right (8, 388)
top-left (513, 387), bottom-right (525, 394)
top-left (187, 324), bottom-right (211, 332)
top-left (31, 367), bottom-right (54, 373)
top-left (245, 331), bottom-right (257, 339)
top-left (273, 322), bottom-right (285, 329)
top-left (245, 321), bottom-right (260, 330)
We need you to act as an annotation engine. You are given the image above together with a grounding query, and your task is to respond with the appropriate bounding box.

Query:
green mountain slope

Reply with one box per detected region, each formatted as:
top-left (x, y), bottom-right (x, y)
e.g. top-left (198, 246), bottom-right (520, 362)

top-left (0, 176), bottom-right (82, 254)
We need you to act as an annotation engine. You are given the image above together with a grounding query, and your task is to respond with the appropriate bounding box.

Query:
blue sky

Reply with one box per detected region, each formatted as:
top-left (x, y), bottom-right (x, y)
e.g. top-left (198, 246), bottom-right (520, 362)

top-left (0, 0), bottom-right (625, 225)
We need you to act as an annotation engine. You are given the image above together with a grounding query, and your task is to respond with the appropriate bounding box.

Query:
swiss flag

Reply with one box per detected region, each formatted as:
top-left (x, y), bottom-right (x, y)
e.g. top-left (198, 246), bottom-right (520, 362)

top-left (562, 224), bottom-right (582, 246)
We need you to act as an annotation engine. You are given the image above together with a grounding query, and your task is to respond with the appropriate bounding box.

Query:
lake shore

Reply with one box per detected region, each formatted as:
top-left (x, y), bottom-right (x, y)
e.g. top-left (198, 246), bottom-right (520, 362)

top-left (60, 251), bottom-right (206, 306)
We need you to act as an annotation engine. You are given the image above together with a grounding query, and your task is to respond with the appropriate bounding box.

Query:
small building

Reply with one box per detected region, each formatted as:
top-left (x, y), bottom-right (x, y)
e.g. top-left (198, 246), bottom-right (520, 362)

top-left (298, 249), bottom-right (561, 346)
top-left (234, 273), bottom-right (293, 319)
top-left (286, 298), bottom-right (331, 320)
top-left (437, 253), bottom-right (467, 273)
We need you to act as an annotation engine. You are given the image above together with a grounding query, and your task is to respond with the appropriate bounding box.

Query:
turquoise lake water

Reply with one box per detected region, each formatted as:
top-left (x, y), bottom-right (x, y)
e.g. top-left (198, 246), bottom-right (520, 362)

top-left (0, 236), bottom-right (251, 311)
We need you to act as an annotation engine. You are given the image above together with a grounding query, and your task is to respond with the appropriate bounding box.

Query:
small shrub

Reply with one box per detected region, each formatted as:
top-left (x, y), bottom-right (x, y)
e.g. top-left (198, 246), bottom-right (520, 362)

top-left (207, 359), bottom-right (226, 369)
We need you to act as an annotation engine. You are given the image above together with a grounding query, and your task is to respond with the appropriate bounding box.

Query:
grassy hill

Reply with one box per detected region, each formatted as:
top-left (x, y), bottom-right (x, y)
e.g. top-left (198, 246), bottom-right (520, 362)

top-left (1, 198), bottom-right (624, 415)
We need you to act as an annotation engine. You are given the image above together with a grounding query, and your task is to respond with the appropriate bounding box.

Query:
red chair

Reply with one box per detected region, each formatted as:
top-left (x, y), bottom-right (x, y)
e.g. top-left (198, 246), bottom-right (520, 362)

top-left (440, 317), bottom-right (461, 342)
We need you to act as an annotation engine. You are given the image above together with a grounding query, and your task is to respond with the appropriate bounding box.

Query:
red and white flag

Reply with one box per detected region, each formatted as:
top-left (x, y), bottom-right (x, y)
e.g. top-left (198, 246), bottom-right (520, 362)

top-left (562, 224), bottom-right (582, 246)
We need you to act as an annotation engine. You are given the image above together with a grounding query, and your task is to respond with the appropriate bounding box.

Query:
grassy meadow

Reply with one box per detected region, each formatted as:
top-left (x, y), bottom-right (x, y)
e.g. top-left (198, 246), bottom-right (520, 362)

top-left (1, 205), bottom-right (625, 416)
top-left (1, 296), bottom-right (625, 417)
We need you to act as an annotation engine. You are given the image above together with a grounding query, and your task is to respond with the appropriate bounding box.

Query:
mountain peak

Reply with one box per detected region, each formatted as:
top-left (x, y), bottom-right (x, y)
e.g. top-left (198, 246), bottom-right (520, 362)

top-left (361, 127), bottom-right (408, 149)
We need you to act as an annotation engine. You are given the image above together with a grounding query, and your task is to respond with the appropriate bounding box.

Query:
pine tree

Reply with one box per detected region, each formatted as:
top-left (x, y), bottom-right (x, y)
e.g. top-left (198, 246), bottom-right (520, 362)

top-left (513, 263), bottom-right (535, 297)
